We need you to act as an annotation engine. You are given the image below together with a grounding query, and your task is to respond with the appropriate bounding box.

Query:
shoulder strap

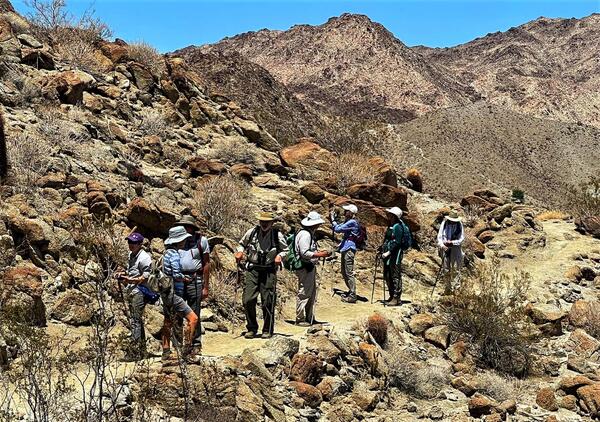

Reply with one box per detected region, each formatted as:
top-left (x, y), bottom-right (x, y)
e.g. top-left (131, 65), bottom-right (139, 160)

top-left (272, 228), bottom-right (281, 253)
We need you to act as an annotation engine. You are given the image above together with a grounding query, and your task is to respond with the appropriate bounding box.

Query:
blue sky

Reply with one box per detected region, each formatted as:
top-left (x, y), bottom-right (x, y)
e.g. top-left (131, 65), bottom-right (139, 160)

top-left (13, 0), bottom-right (600, 52)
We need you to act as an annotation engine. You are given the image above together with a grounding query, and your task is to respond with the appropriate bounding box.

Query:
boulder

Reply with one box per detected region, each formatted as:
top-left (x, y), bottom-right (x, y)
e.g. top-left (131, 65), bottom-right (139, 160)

top-left (229, 163), bottom-right (253, 181)
top-left (124, 197), bottom-right (177, 237)
top-left (488, 204), bottom-right (514, 223)
top-left (466, 234), bottom-right (486, 258)
top-left (566, 329), bottom-right (600, 361)
top-left (289, 353), bottom-right (324, 386)
top-left (234, 118), bottom-right (280, 152)
top-left (569, 300), bottom-right (597, 328)
top-left (300, 183), bottom-right (325, 204)
top-left (346, 182), bottom-right (408, 209)
top-left (461, 195), bottom-right (496, 211)
top-left (128, 62), bottom-right (155, 91)
top-left (350, 381), bottom-right (379, 411)
top-left (560, 394), bottom-right (578, 411)
top-left (468, 394), bottom-right (497, 418)
top-left (558, 375), bottom-right (594, 394)
top-left (255, 336), bottom-right (299, 366)
top-left (21, 48), bottom-right (54, 70)
top-left (577, 383), bottom-right (600, 417)
top-left (527, 303), bottom-right (566, 335)
top-left (99, 40), bottom-right (129, 64)
top-left (408, 313), bottom-right (435, 335)
top-left (280, 140), bottom-right (333, 172)
top-left (187, 157), bottom-right (226, 176)
top-left (307, 335), bottom-right (342, 364)
top-left (358, 342), bottom-right (385, 375)
top-left (1, 264), bottom-right (46, 326)
top-left (289, 381), bottom-right (322, 408)
top-left (239, 349), bottom-right (273, 381)
top-left (43, 70), bottom-right (96, 104)
top-left (447, 340), bottom-right (468, 364)
top-left (478, 230), bottom-right (495, 244)
top-left (575, 216), bottom-right (600, 239)
top-left (451, 376), bottom-right (478, 397)
top-left (424, 325), bottom-right (450, 349)
top-left (368, 157), bottom-right (397, 187)
top-left (316, 376), bottom-right (348, 401)
top-left (50, 289), bottom-right (95, 326)
top-left (536, 387), bottom-right (558, 411)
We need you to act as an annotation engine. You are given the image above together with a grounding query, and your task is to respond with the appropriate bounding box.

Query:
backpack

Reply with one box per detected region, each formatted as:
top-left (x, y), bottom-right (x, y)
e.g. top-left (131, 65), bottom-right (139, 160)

top-left (398, 221), bottom-right (412, 251)
top-left (283, 229), bottom-right (310, 271)
top-left (147, 255), bottom-right (172, 294)
top-left (249, 226), bottom-right (281, 254)
top-left (350, 223), bottom-right (368, 250)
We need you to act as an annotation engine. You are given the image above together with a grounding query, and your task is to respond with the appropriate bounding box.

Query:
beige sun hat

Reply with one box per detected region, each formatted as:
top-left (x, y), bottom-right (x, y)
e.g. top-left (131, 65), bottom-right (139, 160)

top-left (176, 215), bottom-right (200, 230)
top-left (301, 211), bottom-right (325, 227)
top-left (257, 211), bottom-right (277, 222)
top-left (164, 226), bottom-right (192, 246)
top-left (385, 207), bottom-right (403, 219)
top-left (445, 210), bottom-right (462, 222)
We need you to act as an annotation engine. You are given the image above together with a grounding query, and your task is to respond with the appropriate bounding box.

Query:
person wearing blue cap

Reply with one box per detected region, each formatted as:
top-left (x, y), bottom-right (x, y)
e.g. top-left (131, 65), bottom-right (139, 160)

top-left (115, 232), bottom-right (153, 360)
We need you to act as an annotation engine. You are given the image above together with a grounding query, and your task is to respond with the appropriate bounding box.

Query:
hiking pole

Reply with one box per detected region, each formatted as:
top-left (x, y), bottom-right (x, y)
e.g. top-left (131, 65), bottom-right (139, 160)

top-left (370, 252), bottom-right (380, 304)
top-left (193, 274), bottom-right (201, 348)
top-left (430, 250), bottom-right (447, 298)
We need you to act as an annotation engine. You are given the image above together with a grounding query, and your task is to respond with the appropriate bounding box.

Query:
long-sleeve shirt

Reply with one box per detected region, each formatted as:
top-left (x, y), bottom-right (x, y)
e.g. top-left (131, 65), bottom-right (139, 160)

top-left (331, 218), bottom-right (359, 252)
top-left (127, 249), bottom-right (152, 279)
top-left (437, 220), bottom-right (465, 249)
top-left (162, 249), bottom-right (185, 281)
top-left (237, 227), bottom-right (288, 268)
top-left (295, 229), bottom-right (318, 263)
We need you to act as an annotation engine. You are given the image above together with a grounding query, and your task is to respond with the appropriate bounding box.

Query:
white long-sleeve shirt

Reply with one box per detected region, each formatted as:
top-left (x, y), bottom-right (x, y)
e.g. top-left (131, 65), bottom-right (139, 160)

top-left (295, 229), bottom-right (318, 263)
top-left (437, 220), bottom-right (465, 249)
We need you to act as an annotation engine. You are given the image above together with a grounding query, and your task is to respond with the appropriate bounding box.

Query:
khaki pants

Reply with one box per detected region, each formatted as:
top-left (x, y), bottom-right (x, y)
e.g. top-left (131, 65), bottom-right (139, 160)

top-left (441, 246), bottom-right (463, 294)
top-left (296, 267), bottom-right (317, 323)
top-left (242, 268), bottom-right (276, 334)
top-left (341, 249), bottom-right (356, 297)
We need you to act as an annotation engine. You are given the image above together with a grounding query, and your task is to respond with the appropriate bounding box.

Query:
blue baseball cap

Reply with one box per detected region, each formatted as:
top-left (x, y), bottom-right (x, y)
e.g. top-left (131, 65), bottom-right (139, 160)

top-left (126, 232), bottom-right (144, 243)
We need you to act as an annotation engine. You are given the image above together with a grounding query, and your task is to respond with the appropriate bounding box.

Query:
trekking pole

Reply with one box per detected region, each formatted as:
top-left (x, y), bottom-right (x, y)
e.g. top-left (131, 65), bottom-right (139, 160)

top-left (370, 252), bottom-right (380, 304)
top-left (269, 270), bottom-right (278, 336)
top-left (194, 274), bottom-right (201, 347)
top-left (430, 250), bottom-right (447, 298)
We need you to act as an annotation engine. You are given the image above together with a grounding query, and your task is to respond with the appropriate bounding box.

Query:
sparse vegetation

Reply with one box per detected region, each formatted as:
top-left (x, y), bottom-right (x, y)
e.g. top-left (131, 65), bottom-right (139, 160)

top-left (511, 188), bottom-right (525, 203)
top-left (205, 268), bottom-right (244, 324)
top-left (324, 153), bottom-right (378, 195)
top-left (136, 109), bottom-right (168, 138)
top-left (442, 258), bottom-right (534, 377)
top-left (462, 204), bottom-right (486, 228)
top-left (127, 41), bottom-right (166, 76)
top-left (567, 176), bottom-right (600, 219)
top-left (537, 210), bottom-right (569, 221)
top-left (211, 136), bottom-right (256, 165)
top-left (475, 371), bottom-right (522, 402)
top-left (6, 132), bottom-right (54, 191)
top-left (194, 175), bottom-right (250, 237)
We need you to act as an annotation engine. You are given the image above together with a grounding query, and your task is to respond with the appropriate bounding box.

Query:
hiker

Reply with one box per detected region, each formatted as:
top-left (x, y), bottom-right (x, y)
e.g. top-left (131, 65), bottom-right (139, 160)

top-left (330, 204), bottom-right (360, 303)
top-left (295, 211), bottom-right (331, 326)
top-left (380, 207), bottom-right (412, 306)
top-left (235, 212), bottom-right (287, 339)
top-left (160, 226), bottom-right (199, 361)
top-left (175, 216), bottom-right (210, 351)
top-left (115, 232), bottom-right (153, 359)
top-left (437, 210), bottom-right (465, 295)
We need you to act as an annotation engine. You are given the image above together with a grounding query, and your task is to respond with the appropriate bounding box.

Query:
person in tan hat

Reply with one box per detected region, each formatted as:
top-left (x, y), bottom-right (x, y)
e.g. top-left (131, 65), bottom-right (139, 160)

top-left (437, 210), bottom-right (465, 295)
top-left (174, 215), bottom-right (210, 353)
top-left (235, 212), bottom-right (287, 339)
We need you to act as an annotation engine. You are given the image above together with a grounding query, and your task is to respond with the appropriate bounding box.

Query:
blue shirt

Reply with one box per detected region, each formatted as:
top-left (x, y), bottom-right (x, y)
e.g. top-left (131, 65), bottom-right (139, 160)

top-left (332, 219), bottom-right (359, 252)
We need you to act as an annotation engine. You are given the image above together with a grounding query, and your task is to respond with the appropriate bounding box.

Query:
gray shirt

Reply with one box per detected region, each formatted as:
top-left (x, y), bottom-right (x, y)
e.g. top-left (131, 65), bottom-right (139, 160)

top-left (127, 249), bottom-right (152, 279)
top-left (178, 236), bottom-right (210, 274)
top-left (295, 229), bottom-right (318, 263)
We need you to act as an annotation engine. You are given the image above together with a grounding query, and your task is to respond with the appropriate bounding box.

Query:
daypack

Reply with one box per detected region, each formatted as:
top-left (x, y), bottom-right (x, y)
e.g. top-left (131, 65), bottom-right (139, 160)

top-left (248, 226), bottom-right (281, 254)
top-left (147, 255), bottom-right (172, 294)
top-left (283, 229), bottom-right (311, 271)
top-left (350, 223), bottom-right (368, 250)
top-left (398, 221), bottom-right (412, 251)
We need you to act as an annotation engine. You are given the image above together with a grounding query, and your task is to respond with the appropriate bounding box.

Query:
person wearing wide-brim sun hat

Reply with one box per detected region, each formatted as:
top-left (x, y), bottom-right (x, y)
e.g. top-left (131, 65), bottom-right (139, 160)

top-left (380, 207), bottom-right (412, 306)
top-left (437, 210), bottom-right (465, 295)
top-left (235, 211), bottom-right (288, 339)
top-left (294, 211), bottom-right (331, 326)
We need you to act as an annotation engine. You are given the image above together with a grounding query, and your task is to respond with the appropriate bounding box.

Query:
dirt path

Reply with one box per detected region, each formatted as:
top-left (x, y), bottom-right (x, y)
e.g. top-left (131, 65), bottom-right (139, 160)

top-left (202, 219), bottom-right (600, 357)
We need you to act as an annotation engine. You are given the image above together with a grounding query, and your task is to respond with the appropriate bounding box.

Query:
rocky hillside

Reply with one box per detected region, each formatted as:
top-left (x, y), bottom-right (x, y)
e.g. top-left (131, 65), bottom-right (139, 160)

top-left (418, 14), bottom-right (600, 128)
top-left (197, 13), bottom-right (477, 122)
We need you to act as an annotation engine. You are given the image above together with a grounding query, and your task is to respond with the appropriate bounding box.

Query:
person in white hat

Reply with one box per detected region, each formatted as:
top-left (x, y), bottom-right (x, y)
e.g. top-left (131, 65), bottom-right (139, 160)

top-left (294, 211), bottom-right (331, 326)
top-left (160, 226), bottom-right (199, 362)
top-left (437, 210), bottom-right (465, 295)
top-left (330, 204), bottom-right (360, 303)
top-left (380, 207), bottom-right (412, 306)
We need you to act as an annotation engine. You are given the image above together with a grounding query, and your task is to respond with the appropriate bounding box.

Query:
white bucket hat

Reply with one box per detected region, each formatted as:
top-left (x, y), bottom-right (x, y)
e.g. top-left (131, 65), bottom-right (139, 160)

top-left (301, 211), bottom-right (325, 227)
top-left (385, 207), bottom-right (403, 219)
top-left (164, 226), bottom-right (192, 246)
top-left (342, 204), bottom-right (358, 214)
top-left (445, 210), bottom-right (462, 223)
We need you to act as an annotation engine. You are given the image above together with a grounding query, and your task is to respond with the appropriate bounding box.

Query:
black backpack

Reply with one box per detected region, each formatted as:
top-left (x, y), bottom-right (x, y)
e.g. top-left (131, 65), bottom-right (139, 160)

top-left (350, 223), bottom-right (368, 250)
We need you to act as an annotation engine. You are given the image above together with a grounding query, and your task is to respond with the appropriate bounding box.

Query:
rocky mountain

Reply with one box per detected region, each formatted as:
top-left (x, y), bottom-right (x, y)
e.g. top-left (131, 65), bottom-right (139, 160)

top-left (198, 13), bottom-right (477, 122)
top-left (418, 14), bottom-right (600, 128)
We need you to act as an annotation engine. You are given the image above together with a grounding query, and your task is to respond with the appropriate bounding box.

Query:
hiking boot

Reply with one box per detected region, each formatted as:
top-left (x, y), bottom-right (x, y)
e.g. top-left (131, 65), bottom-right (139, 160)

top-left (161, 348), bottom-right (173, 362)
top-left (185, 346), bottom-right (202, 364)
top-left (296, 321), bottom-right (311, 327)
top-left (386, 297), bottom-right (401, 306)
top-left (244, 331), bottom-right (257, 339)
top-left (261, 332), bottom-right (272, 339)
top-left (341, 295), bottom-right (357, 304)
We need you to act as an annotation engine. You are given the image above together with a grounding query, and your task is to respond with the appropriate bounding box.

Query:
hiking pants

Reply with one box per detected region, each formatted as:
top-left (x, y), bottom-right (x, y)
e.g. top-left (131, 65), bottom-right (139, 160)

top-left (128, 288), bottom-right (147, 347)
top-left (341, 249), bottom-right (357, 297)
top-left (442, 246), bottom-right (463, 294)
top-left (296, 267), bottom-right (317, 323)
top-left (177, 279), bottom-right (204, 347)
top-left (242, 268), bottom-right (276, 334)
top-left (383, 251), bottom-right (403, 299)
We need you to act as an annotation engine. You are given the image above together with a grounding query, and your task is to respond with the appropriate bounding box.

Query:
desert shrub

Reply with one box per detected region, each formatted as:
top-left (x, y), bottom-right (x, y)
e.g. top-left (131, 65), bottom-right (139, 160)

top-left (6, 132), bottom-right (53, 191)
top-left (441, 258), bottom-right (534, 377)
top-left (318, 117), bottom-right (385, 155)
top-left (462, 205), bottom-right (486, 228)
top-left (406, 167), bottom-right (423, 192)
top-left (567, 176), bottom-right (600, 219)
top-left (324, 153), bottom-right (378, 195)
top-left (127, 41), bottom-right (166, 76)
top-left (475, 371), bottom-right (522, 402)
top-left (511, 188), bottom-right (525, 203)
top-left (211, 137), bottom-right (256, 166)
top-left (366, 313), bottom-right (388, 346)
top-left (136, 109), bottom-right (168, 138)
top-left (386, 348), bottom-right (451, 398)
top-left (205, 268), bottom-right (244, 324)
top-left (537, 210), bottom-right (569, 221)
top-left (194, 175), bottom-right (250, 237)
